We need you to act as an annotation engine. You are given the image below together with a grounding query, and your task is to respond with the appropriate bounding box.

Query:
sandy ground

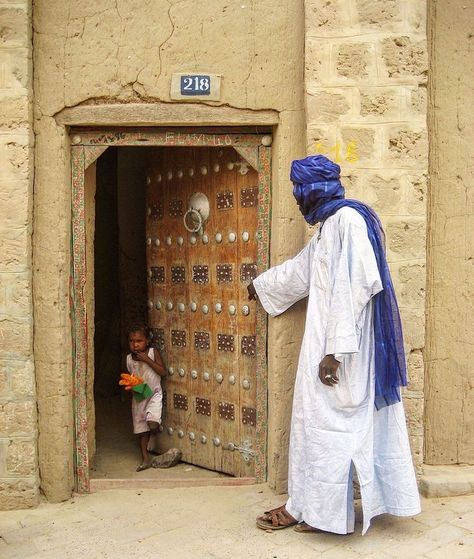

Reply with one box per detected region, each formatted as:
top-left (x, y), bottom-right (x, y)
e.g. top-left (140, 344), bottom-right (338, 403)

top-left (4, 397), bottom-right (471, 558)
top-left (1, 486), bottom-right (473, 559)
top-left (92, 394), bottom-right (225, 481)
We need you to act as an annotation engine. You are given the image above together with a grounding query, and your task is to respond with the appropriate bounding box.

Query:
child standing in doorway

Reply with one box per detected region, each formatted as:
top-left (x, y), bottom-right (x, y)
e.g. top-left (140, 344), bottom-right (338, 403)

top-left (125, 325), bottom-right (166, 471)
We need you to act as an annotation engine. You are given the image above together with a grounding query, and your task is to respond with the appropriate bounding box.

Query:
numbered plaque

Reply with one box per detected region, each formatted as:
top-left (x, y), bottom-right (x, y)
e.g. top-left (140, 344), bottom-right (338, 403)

top-left (171, 73), bottom-right (222, 102)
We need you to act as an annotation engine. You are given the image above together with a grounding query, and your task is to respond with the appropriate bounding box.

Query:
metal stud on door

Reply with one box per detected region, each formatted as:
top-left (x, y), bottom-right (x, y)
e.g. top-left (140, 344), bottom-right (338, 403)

top-left (146, 146), bottom-right (259, 476)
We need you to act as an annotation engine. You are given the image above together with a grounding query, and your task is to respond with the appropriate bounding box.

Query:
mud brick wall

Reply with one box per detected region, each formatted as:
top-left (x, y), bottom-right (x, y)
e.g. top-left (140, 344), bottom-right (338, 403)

top-left (33, 0), bottom-right (306, 501)
top-left (0, 0), bottom-right (38, 509)
top-left (304, 0), bottom-right (428, 470)
top-left (0, 0), bottom-right (432, 510)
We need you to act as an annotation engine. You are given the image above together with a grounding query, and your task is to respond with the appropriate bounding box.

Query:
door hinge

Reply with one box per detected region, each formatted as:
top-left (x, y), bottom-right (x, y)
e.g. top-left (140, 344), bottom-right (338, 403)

top-left (224, 440), bottom-right (255, 462)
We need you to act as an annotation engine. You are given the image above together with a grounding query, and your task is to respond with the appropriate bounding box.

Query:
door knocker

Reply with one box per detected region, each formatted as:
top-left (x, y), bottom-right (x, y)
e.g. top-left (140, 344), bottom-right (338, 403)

top-left (183, 192), bottom-right (210, 236)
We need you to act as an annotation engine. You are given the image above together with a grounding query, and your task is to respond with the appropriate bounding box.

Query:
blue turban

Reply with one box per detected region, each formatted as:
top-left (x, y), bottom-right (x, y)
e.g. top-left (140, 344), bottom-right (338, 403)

top-left (290, 155), bottom-right (407, 410)
top-left (291, 155), bottom-right (345, 224)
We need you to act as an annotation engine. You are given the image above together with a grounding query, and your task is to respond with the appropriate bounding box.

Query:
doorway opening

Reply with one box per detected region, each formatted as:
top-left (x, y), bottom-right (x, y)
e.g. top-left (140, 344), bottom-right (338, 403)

top-left (71, 129), bottom-right (271, 491)
top-left (90, 146), bottom-right (225, 483)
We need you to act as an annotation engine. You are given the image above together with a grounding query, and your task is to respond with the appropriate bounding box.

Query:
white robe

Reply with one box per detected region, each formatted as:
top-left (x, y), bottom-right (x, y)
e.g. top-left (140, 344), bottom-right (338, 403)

top-left (254, 207), bottom-right (420, 534)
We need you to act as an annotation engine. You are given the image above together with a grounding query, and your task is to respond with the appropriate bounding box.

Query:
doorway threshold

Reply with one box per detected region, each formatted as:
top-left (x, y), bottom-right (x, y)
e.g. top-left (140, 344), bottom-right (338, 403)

top-left (92, 395), bottom-right (256, 490)
top-left (90, 475), bottom-right (256, 492)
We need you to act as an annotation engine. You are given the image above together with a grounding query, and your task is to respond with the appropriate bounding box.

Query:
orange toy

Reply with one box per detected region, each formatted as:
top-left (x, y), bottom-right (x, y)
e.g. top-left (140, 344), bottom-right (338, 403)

top-left (119, 372), bottom-right (144, 391)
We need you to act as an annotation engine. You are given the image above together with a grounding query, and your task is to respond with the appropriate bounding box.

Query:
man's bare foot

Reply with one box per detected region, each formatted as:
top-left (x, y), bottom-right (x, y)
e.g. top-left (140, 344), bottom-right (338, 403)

top-left (294, 522), bottom-right (321, 533)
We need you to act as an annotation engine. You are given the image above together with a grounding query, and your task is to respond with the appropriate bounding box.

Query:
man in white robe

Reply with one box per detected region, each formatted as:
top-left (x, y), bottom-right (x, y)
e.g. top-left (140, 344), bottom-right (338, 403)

top-left (252, 156), bottom-right (420, 535)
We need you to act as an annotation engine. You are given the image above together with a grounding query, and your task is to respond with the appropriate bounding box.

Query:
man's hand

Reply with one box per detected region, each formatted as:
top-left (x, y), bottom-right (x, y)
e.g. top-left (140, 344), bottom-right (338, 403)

top-left (319, 354), bottom-right (340, 386)
top-left (247, 281), bottom-right (257, 301)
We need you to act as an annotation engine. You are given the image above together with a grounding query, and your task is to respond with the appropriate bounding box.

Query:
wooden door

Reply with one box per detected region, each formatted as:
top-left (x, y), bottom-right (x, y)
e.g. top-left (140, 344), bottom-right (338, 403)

top-left (145, 146), bottom-right (259, 477)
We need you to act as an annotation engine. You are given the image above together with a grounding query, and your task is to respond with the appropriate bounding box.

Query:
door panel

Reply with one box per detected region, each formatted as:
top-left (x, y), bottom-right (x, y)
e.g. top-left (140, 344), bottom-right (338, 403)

top-left (146, 146), bottom-right (259, 476)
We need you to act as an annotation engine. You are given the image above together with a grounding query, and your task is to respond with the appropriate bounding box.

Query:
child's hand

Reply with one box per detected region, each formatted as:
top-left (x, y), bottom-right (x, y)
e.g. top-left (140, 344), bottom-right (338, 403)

top-left (119, 373), bottom-right (143, 389)
top-left (134, 351), bottom-right (151, 363)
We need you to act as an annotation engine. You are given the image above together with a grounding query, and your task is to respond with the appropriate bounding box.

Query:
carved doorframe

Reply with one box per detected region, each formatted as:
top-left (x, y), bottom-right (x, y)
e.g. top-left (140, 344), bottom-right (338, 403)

top-left (70, 128), bottom-right (272, 492)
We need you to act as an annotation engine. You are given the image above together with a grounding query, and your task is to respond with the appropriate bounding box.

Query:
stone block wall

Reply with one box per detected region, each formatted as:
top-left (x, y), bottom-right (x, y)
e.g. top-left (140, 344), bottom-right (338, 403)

top-left (0, 0), bottom-right (38, 509)
top-left (304, 0), bottom-right (428, 469)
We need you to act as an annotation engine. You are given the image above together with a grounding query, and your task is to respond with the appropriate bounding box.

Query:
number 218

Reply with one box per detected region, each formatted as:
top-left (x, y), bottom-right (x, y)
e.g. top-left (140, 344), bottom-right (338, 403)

top-left (182, 76), bottom-right (210, 92)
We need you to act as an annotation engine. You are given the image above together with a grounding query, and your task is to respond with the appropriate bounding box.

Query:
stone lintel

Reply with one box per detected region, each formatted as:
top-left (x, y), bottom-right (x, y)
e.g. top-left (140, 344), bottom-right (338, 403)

top-left (420, 465), bottom-right (474, 498)
top-left (55, 103), bottom-right (279, 127)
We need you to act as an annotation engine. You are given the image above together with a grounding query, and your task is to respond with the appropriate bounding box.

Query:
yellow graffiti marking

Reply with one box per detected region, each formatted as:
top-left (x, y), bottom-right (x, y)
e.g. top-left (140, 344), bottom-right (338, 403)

top-left (313, 140), bottom-right (359, 164)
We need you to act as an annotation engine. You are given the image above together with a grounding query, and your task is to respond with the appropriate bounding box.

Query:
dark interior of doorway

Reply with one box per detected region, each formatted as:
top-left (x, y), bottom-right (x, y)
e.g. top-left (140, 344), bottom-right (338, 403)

top-left (92, 146), bottom-right (225, 481)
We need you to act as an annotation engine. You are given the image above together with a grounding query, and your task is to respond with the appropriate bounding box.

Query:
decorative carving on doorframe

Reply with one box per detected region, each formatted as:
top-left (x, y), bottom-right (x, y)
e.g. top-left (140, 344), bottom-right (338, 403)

top-left (84, 146), bottom-right (108, 169)
top-left (71, 133), bottom-right (272, 493)
top-left (74, 130), bottom-right (265, 148)
top-left (71, 146), bottom-right (89, 493)
top-left (255, 144), bottom-right (271, 482)
top-left (233, 145), bottom-right (259, 172)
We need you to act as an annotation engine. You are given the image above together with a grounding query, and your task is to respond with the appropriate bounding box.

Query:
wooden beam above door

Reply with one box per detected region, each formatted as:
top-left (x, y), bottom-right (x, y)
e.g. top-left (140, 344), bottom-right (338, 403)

top-left (56, 103), bottom-right (279, 128)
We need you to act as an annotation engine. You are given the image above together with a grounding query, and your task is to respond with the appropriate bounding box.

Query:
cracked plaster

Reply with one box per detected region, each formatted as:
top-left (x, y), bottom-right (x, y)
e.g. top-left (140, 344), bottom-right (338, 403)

top-left (36, 0), bottom-right (303, 116)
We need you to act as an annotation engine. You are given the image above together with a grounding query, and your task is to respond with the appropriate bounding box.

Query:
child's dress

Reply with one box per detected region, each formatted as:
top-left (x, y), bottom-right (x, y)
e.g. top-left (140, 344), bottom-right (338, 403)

top-left (126, 347), bottom-right (163, 434)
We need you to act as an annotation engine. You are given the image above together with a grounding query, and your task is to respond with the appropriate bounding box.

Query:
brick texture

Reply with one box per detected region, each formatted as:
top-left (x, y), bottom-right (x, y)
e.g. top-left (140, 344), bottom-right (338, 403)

top-left (304, 0), bottom-right (428, 471)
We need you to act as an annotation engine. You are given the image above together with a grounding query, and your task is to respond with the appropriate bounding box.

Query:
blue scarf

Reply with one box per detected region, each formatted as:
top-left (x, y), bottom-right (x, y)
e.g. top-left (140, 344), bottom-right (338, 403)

top-left (291, 155), bottom-right (407, 409)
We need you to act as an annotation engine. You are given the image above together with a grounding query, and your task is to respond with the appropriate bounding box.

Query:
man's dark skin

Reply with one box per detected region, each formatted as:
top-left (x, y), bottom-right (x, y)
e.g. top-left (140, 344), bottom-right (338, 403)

top-left (247, 281), bottom-right (340, 386)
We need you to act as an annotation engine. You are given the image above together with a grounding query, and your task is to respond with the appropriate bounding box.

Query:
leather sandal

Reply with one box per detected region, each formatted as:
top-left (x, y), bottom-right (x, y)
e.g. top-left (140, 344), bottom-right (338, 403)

top-left (256, 505), bottom-right (298, 530)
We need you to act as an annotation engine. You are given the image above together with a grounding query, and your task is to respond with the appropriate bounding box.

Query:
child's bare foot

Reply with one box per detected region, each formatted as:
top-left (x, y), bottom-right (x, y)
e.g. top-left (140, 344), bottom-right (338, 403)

top-left (136, 460), bottom-right (152, 472)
